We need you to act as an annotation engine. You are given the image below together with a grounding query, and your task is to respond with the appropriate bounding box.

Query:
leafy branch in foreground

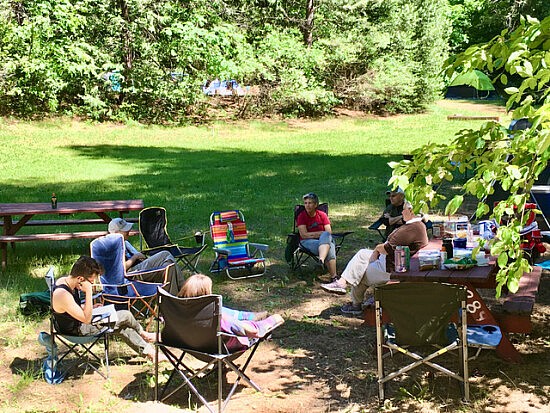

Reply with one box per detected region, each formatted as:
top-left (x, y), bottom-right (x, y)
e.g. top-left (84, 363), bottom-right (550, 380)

top-left (390, 15), bottom-right (550, 296)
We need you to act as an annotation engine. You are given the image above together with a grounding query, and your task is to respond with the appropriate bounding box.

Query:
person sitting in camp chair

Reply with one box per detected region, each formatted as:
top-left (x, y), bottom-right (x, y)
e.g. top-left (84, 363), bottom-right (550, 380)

top-left (108, 218), bottom-right (185, 294)
top-left (321, 202), bottom-right (428, 315)
top-left (178, 274), bottom-right (284, 351)
top-left (296, 192), bottom-right (338, 280)
top-left (370, 187), bottom-right (406, 240)
top-left (380, 187), bottom-right (406, 237)
top-left (52, 256), bottom-right (161, 361)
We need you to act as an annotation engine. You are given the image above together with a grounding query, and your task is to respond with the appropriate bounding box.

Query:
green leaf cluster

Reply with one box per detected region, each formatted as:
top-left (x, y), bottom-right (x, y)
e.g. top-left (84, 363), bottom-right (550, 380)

top-left (391, 15), bottom-right (550, 296)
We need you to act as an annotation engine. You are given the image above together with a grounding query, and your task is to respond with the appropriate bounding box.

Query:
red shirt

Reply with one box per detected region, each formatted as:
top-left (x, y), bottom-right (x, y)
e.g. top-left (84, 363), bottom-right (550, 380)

top-left (296, 210), bottom-right (330, 239)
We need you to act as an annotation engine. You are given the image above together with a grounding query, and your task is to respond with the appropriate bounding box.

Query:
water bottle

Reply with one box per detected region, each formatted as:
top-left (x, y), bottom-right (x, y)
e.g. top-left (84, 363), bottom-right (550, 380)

top-left (395, 246), bottom-right (405, 272)
top-left (226, 222), bottom-right (234, 243)
top-left (440, 246), bottom-right (447, 270)
top-left (51, 193), bottom-right (57, 209)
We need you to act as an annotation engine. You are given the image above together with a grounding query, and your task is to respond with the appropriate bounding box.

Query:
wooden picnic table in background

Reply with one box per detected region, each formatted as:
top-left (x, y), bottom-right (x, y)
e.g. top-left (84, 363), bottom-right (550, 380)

top-left (0, 199), bottom-right (143, 270)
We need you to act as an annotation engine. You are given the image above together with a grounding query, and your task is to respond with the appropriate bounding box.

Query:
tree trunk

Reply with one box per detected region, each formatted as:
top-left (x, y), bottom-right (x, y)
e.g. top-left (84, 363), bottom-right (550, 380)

top-left (303, 0), bottom-right (314, 47)
top-left (118, 0), bottom-right (132, 104)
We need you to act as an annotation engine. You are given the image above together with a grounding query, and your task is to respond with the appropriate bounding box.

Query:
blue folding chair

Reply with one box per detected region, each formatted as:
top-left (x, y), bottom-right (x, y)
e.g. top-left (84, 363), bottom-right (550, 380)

top-left (91, 233), bottom-right (170, 325)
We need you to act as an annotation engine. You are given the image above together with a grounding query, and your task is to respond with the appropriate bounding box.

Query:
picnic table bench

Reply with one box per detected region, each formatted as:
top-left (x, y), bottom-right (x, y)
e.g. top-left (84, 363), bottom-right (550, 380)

top-left (0, 200), bottom-right (143, 270)
top-left (492, 266), bottom-right (542, 334)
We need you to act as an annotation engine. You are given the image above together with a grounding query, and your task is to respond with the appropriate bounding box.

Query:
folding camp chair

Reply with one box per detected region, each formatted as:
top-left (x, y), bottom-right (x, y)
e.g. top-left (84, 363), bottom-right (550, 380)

top-left (375, 282), bottom-right (469, 402)
top-left (45, 267), bottom-right (112, 381)
top-left (209, 210), bottom-right (268, 279)
top-left (368, 200), bottom-right (433, 242)
top-left (154, 288), bottom-right (277, 413)
top-left (139, 207), bottom-right (207, 273)
top-left (494, 201), bottom-right (546, 263)
top-left (286, 203), bottom-right (353, 271)
top-left (530, 185), bottom-right (550, 233)
top-left (90, 233), bottom-right (171, 324)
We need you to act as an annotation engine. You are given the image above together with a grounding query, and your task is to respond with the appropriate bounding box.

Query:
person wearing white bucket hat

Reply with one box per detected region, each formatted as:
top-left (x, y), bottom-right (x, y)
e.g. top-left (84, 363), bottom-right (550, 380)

top-left (108, 218), bottom-right (185, 295)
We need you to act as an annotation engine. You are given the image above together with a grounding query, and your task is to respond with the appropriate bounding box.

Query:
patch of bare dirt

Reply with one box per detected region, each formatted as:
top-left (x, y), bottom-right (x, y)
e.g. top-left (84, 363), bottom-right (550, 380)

top-left (2, 264), bottom-right (548, 413)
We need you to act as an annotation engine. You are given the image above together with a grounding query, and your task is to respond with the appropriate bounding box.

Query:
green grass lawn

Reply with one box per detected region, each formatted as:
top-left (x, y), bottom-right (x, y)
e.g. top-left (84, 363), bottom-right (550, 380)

top-left (0, 100), bottom-right (526, 412)
top-left (0, 100), bottom-right (508, 294)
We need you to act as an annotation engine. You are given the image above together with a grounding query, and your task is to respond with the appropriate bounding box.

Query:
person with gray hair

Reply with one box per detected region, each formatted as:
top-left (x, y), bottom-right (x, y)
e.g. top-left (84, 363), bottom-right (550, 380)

top-left (296, 192), bottom-right (338, 280)
top-left (321, 201), bottom-right (428, 315)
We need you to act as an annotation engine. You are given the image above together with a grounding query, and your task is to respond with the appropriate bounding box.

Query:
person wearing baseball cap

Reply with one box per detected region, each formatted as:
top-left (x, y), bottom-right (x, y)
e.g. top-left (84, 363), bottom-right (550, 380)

top-left (379, 187), bottom-right (406, 238)
top-left (107, 218), bottom-right (185, 295)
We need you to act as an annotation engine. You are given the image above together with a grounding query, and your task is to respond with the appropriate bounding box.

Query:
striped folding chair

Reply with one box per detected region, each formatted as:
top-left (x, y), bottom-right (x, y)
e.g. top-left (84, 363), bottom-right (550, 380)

top-left (209, 210), bottom-right (268, 279)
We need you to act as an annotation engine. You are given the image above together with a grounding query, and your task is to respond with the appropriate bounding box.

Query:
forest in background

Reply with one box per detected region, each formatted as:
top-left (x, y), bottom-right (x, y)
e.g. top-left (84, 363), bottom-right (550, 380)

top-left (0, 0), bottom-right (549, 123)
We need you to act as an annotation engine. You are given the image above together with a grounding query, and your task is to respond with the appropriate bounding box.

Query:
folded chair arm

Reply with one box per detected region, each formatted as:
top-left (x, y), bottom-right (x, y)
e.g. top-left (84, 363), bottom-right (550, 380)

top-left (332, 231), bottom-right (353, 238)
top-left (213, 247), bottom-right (230, 256)
top-left (172, 232), bottom-right (207, 245)
top-left (126, 263), bottom-right (174, 280)
top-left (249, 242), bottom-right (269, 252)
top-left (141, 244), bottom-right (178, 255)
top-left (91, 312), bottom-right (111, 324)
top-left (368, 217), bottom-right (385, 230)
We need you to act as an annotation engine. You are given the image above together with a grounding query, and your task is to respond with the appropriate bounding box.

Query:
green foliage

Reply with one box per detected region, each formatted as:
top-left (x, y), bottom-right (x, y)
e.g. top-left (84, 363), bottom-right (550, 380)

top-left (448, 0), bottom-right (550, 53)
top-left (391, 15), bottom-right (550, 295)
top-left (0, 0), bottom-right (451, 121)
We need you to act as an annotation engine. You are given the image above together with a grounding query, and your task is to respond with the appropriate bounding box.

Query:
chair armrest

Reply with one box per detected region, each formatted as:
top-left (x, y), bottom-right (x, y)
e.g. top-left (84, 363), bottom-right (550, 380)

top-left (368, 218), bottom-right (385, 231)
top-left (249, 242), bottom-right (269, 252)
top-left (213, 247), bottom-right (230, 256)
top-left (141, 244), bottom-right (178, 255)
top-left (126, 262), bottom-right (174, 280)
top-left (332, 231), bottom-right (353, 238)
top-left (91, 312), bottom-right (111, 324)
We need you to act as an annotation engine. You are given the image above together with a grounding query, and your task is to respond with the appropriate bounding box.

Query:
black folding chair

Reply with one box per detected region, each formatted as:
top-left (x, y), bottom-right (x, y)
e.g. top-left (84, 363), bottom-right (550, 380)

top-left (154, 288), bottom-right (277, 413)
top-left (375, 282), bottom-right (469, 402)
top-left (139, 206), bottom-right (208, 273)
top-left (45, 267), bottom-right (112, 381)
top-left (286, 203), bottom-right (352, 270)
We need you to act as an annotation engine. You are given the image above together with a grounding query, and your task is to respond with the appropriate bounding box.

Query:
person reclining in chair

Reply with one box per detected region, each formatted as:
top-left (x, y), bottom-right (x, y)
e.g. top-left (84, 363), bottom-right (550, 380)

top-left (52, 256), bottom-right (160, 361)
top-left (321, 201), bottom-right (428, 315)
top-left (297, 192), bottom-right (338, 281)
top-left (379, 187), bottom-right (406, 238)
top-left (178, 274), bottom-right (284, 351)
top-left (108, 218), bottom-right (185, 295)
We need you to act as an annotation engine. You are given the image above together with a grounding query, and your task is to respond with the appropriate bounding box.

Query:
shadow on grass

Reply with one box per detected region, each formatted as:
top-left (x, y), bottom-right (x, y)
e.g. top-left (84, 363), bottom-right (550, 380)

top-left (1, 144), bottom-right (398, 283)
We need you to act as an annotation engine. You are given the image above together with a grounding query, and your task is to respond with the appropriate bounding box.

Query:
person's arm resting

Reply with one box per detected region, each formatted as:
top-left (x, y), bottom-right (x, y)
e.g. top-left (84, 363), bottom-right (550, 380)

top-left (52, 283), bottom-right (93, 324)
top-left (369, 242), bottom-right (388, 262)
top-left (298, 224), bottom-right (323, 239)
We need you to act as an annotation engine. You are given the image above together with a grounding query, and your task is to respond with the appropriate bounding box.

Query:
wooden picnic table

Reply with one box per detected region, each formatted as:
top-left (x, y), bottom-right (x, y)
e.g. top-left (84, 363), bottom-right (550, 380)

top-left (364, 239), bottom-right (542, 363)
top-left (0, 199), bottom-right (143, 270)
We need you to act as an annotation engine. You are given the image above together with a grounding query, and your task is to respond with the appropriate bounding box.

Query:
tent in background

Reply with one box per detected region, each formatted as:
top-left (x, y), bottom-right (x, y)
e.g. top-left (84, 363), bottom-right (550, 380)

top-left (445, 70), bottom-right (498, 99)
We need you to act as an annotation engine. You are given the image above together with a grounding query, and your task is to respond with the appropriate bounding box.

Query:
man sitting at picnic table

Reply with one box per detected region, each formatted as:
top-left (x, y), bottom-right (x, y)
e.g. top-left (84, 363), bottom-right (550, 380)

top-left (108, 218), bottom-right (185, 295)
top-left (321, 201), bottom-right (428, 315)
top-left (379, 187), bottom-right (406, 238)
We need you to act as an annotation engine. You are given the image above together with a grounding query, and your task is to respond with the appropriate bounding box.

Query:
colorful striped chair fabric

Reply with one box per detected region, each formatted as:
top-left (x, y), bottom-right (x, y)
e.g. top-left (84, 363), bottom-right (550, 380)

top-left (209, 210), bottom-right (268, 279)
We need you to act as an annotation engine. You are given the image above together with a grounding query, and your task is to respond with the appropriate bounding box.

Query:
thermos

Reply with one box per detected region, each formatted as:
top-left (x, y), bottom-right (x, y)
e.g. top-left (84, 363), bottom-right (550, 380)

top-left (442, 238), bottom-right (454, 259)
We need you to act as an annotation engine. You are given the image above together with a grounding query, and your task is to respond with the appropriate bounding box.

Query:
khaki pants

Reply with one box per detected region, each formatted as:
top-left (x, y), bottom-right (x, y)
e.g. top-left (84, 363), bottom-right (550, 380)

top-left (340, 249), bottom-right (390, 305)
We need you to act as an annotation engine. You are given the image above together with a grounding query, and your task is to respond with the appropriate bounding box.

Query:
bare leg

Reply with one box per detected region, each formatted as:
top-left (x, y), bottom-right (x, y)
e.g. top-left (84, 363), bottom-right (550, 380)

top-left (326, 258), bottom-right (337, 277)
top-left (318, 243), bottom-right (330, 263)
